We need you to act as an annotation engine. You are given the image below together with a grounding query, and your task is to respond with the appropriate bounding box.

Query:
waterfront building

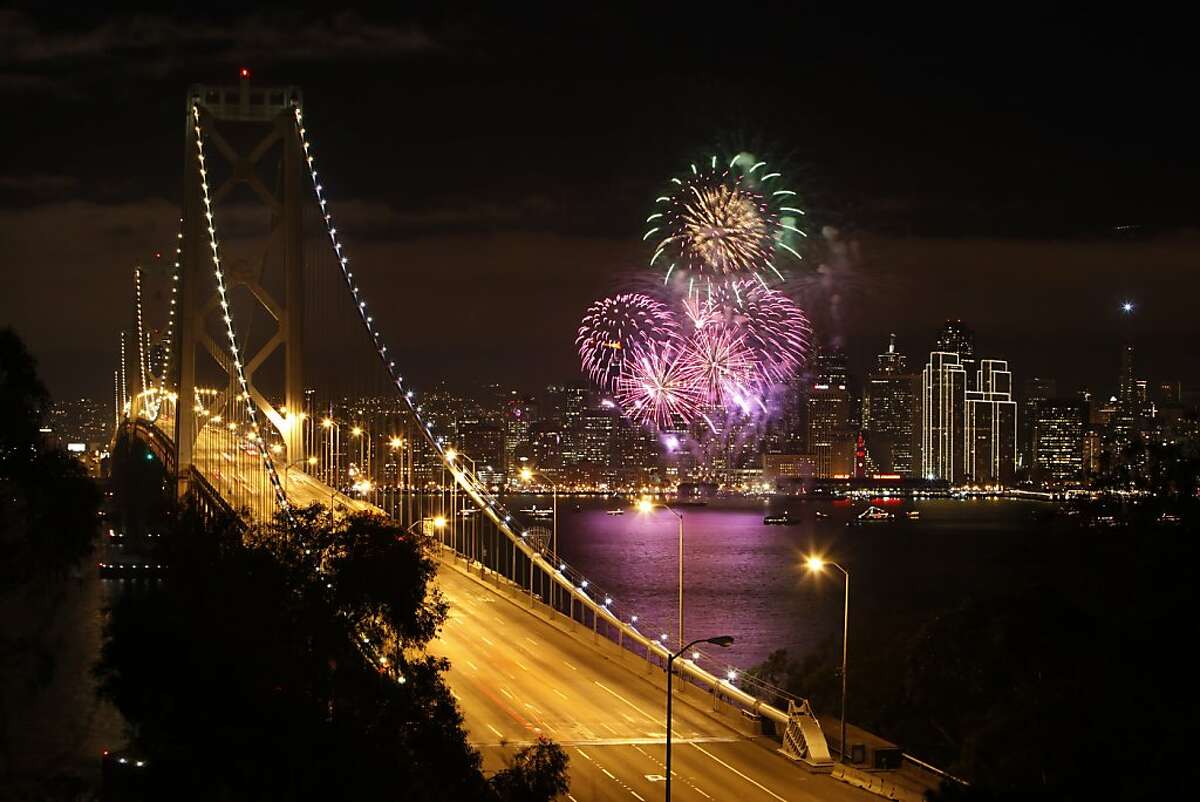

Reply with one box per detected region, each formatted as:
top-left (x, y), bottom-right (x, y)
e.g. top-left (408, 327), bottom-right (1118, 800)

top-left (1033, 398), bottom-right (1085, 486)
top-left (808, 378), bottom-right (852, 478)
top-left (921, 351), bottom-right (967, 482)
top-left (861, 334), bottom-right (916, 475)
top-left (1019, 376), bottom-right (1057, 473)
top-left (965, 360), bottom-right (1017, 484)
top-left (579, 406), bottom-right (617, 475)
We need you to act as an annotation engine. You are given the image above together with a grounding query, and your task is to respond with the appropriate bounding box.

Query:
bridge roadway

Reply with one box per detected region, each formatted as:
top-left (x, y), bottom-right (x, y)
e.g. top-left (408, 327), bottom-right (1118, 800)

top-left (433, 562), bottom-right (877, 802)
top-left (182, 433), bottom-right (875, 801)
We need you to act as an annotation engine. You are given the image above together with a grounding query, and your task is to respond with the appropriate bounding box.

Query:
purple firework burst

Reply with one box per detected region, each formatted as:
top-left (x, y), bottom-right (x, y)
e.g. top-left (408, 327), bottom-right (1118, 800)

top-left (577, 293), bottom-right (680, 392)
top-left (697, 281), bottom-right (813, 384)
top-left (677, 325), bottom-right (760, 408)
top-left (613, 345), bottom-right (703, 429)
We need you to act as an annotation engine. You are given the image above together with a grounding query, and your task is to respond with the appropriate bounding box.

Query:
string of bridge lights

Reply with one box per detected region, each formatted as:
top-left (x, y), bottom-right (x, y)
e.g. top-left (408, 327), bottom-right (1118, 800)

top-left (156, 220), bottom-right (182, 393)
top-left (192, 101), bottom-right (291, 518)
top-left (134, 267), bottom-right (149, 395)
top-left (119, 331), bottom-right (128, 413)
top-left (290, 106), bottom-right (755, 683)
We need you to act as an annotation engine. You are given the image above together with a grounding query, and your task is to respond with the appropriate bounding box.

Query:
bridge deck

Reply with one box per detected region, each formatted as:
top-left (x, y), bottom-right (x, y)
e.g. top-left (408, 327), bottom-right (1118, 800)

top-left (434, 558), bottom-right (877, 802)
top-left (130, 420), bottom-right (881, 801)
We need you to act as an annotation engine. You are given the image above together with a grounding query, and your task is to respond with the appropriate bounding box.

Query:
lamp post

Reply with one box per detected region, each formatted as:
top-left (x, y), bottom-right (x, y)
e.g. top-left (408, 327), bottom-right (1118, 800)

top-left (406, 515), bottom-right (446, 541)
top-left (637, 497), bottom-right (685, 649)
top-left (520, 466), bottom-right (558, 609)
top-left (666, 635), bottom-right (734, 801)
top-left (279, 454), bottom-right (318, 497)
top-left (387, 436), bottom-right (406, 521)
top-left (805, 555), bottom-right (850, 764)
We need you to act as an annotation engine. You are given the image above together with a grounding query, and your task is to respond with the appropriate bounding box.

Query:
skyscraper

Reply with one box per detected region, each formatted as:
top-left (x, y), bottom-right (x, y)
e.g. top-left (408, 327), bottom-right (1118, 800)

top-left (808, 386), bottom-right (853, 478)
top-left (1118, 344), bottom-right (1136, 408)
top-left (922, 351), bottom-right (967, 481)
top-left (812, 349), bottom-right (849, 391)
top-left (862, 334), bottom-right (916, 475)
top-left (808, 348), bottom-right (852, 477)
top-left (1033, 398), bottom-right (1085, 486)
top-left (547, 383), bottom-right (587, 466)
top-left (935, 320), bottom-right (977, 389)
top-left (1019, 377), bottom-right (1057, 473)
top-left (965, 360), bottom-right (1017, 484)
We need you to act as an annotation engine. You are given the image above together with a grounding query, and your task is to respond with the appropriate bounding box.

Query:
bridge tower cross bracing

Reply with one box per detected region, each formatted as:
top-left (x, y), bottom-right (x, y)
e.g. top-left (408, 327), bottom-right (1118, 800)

top-left (176, 75), bottom-right (306, 498)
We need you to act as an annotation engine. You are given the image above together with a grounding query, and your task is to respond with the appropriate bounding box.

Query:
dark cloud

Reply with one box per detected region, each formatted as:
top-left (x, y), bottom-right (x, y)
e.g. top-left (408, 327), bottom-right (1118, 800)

top-left (0, 10), bottom-right (440, 95)
top-left (0, 173), bottom-right (80, 198)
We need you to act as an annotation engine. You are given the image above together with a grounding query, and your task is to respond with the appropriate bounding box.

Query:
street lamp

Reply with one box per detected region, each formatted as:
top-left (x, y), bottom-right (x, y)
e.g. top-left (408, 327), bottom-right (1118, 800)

top-left (281, 454), bottom-right (318, 496)
top-left (665, 635), bottom-right (734, 801)
top-left (405, 516), bottom-right (446, 539)
top-left (636, 497), bottom-right (685, 649)
top-left (805, 555), bottom-right (850, 764)
top-left (519, 465), bottom-right (559, 608)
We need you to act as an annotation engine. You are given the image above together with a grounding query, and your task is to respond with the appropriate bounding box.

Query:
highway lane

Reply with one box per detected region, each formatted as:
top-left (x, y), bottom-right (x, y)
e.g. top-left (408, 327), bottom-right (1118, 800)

top-left (433, 563), bottom-right (877, 802)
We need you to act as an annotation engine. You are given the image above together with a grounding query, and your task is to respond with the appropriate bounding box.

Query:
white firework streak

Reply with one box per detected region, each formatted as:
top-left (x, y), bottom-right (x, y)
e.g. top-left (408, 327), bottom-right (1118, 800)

top-left (614, 346), bottom-right (703, 429)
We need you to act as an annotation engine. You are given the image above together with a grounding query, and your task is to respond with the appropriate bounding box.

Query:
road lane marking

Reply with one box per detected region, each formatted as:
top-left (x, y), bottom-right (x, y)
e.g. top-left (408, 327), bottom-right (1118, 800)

top-left (575, 748), bottom-right (592, 761)
top-left (487, 724), bottom-right (504, 739)
top-left (515, 660), bottom-right (530, 672)
top-left (562, 659), bottom-right (577, 671)
top-left (525, 637), bottom-right (540, 647)
top-left (691, 743), bottom-right (789, 802)
top-left (593, 681), bottom-right (657, 724)
top-left (500, 687), bottom-right (514, 700)
top-left (602, 769), bottom-right (616, 779)
top-left (635, 745), bottom-right (713, 799)
top-left (466, 660), bottom-right (479, 671)
top-left (480, 635), bottom-right (495, 646)
top-left (630, 792), bottom-right (645, 801)
top-left (553, 688), bottom-right (569, 700)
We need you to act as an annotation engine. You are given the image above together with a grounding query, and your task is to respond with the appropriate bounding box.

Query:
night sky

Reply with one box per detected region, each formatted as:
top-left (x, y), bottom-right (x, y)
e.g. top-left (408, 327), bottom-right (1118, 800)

top-left (3, 6), bottom-right (1198, 400)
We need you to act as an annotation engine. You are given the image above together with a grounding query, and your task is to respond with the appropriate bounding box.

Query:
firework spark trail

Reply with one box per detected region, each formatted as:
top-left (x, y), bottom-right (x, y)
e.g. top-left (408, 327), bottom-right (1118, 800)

top-left (646, 154), bottom-right (806, 292)
top-left (576, 293), bottom-right (681, 392)
top-left (702, 280), bottom-right (813, 384)
top-left (613, 345), bottom-right (704, 429)
top-left (677, 325), bottom-right (760, 408)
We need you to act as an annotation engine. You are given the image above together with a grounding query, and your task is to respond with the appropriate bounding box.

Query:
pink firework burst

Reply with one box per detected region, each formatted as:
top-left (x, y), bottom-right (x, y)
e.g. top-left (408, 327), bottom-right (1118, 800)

top-left (701, 281), bottom-right (813, 384)
top-left (577, 293), bottom-right (680, 391)
top-left (677, 326), bottom-right (760, 407)
top-left (614, 345), bottom-right (703, 429)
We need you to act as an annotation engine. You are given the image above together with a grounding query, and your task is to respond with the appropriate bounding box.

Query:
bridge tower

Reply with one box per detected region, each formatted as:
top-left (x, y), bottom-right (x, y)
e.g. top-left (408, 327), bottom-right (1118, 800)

top-left (175, 74), bottom-right (306, 497)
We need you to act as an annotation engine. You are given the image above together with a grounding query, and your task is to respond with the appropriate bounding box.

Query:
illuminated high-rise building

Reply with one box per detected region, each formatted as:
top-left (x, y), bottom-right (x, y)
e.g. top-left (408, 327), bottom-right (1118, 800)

top-left (547, 383), bottom-right (588, 466)
top-left (935, 320), bottom-right (976, 389)
top-left (1020, 377), bottom-right (1057, 472)
top-left (1118, 344), bottom-right (1136, 408)
top-left (579, 407), bottom-right (617, 468)
top-left (503, 395), bottom-right (534, 477)
top-left (862, 334), bottom-right (915, 475)
top-left (922, 351), bottom-right (967, 482)
top-left (964, 360), bottom-right (1017, 484)
top-left (808, 383), bottom-right (852, 478)
top-left (1033, 398), bottom-right (1085, 486)
top-left (812, 349), bottom-right (849, 391)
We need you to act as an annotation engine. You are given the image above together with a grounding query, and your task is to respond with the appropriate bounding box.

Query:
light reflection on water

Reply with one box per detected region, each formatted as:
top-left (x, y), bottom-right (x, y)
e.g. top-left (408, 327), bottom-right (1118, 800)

top-left (521, 496), bottom-right (1055, 669)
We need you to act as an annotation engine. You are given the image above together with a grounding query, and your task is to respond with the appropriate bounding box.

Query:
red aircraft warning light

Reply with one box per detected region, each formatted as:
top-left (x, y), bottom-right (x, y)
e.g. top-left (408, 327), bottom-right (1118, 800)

top-left (240, 68), bottom-right (250, 79)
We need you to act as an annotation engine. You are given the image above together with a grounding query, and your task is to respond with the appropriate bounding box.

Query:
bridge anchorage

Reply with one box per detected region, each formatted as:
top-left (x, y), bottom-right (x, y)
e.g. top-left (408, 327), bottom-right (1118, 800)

top-left (117, 74), bottom-right (851, 793)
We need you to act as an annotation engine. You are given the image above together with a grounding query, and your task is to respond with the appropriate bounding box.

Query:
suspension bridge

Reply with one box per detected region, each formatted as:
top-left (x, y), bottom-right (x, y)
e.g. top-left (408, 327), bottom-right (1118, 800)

top-left (111, 76), bottom-right (911, 802)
